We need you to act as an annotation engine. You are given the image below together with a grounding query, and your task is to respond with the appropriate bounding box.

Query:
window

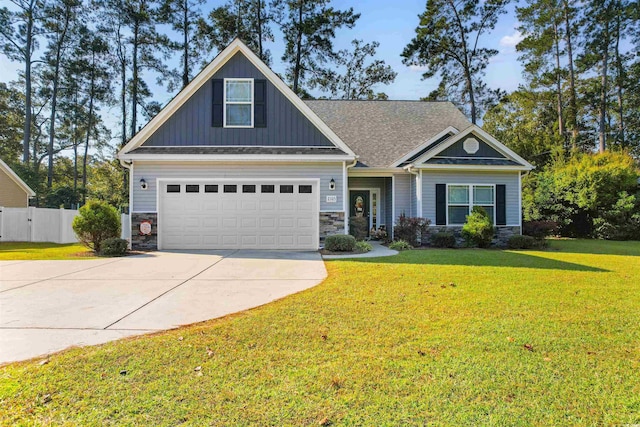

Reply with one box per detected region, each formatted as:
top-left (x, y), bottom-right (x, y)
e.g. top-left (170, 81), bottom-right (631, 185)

top-left (167, 185), bottom-right (180, 193)
top-left (242, 185), bottom-right (256, 193)
top-left (261, 185), bottom-right (275, 193)
top-left (280, 185), bottom-right (294, 194)
top-left (447, 185), bottom-right (495, 225)
top-left (224, 79), bottom-right (253, 127)
top-left (224, 185), bottom-right (237, 193)
top-left (185, 185), bottom-right (199, 193)
top-left (205, 185), bottom-right (218, 193)
top-left (299, 185), bottom-right (312, 194)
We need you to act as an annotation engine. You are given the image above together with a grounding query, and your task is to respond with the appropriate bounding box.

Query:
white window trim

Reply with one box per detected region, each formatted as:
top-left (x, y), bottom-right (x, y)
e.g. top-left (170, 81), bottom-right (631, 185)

top-left (446, 184), bottom-right (496, 226)
top-left (223, 78), bottom-right (254, 128)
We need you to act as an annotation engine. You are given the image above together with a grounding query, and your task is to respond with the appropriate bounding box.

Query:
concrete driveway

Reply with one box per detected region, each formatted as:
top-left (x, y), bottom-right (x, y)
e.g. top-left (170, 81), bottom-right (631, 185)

top-left (0, 250), bottom-right (326, 364)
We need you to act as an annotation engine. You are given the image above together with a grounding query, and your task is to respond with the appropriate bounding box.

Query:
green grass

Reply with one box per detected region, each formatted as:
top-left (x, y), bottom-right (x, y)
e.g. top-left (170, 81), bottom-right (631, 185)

top-left (1, 239), bottom-right (639, 425)
top-left (0, 242), bottom-right (95, 260)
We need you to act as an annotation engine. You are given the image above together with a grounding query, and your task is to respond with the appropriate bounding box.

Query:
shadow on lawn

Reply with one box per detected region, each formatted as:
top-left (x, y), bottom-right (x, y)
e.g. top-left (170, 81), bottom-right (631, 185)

top-left (546, 239), bottom-right (640, 257)
top-left (348, 249), bottom-right (608, 272)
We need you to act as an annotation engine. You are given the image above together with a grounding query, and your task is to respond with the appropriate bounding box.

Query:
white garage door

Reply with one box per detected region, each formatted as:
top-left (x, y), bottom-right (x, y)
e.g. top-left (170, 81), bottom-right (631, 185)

top-left (158, 180), bottom-right (319, 250)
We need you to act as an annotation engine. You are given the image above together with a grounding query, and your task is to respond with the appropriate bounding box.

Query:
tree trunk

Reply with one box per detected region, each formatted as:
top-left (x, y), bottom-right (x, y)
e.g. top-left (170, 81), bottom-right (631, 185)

top-left (182, 0), bottom-right (189, 88)
top-left (598, 20), bottom-right (610, 153)
top-left (256, 0), bottom-right (264, 60)
top-left (562, 0), bottom-right (579, 150)
top-left (131, 20), bottom-right (139, 137)
top-left (22, 3), bottom-right (34, 164)
top-left (83, 51), bottom-right (96, 206)
top-left (614, 3), bottom-right (625, 148)
top-left (553, 20), bottom-right (565, 145)
top-left (292, 1), bottom-right (303, 95)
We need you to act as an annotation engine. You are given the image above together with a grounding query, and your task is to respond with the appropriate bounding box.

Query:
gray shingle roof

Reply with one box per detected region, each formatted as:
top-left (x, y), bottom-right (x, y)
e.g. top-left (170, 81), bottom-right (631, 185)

top-left (128, 146), bottom-right (346, 155)
top-left (304, 100), bottom-right (472, 168)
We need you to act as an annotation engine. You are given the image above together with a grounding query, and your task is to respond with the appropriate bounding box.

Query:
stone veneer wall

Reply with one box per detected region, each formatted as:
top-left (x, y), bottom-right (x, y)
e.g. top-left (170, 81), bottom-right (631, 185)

top-left (422, 225), bottom-right (521, 247)
top-left (320, 212), bottom-right (345, 241)
top-left (131, 212), bottom-right (158, 251)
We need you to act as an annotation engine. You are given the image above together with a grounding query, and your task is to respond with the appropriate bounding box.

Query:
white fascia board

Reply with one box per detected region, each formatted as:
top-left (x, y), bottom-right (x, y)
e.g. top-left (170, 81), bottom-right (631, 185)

top-left (120, 154), bottom-right (355, 162)
top-left (348, 168), bottom-right (409, 177)
top-left (389, 126), bottom-right (459, 167)
top-left (416, 164), bottom-right (533, 171)
top-left (411, 125), bottom-right (535, 170)
top-left (118, 39), bottom-right (356, 158)
top-left (0, 158), bottom-right (35, 196)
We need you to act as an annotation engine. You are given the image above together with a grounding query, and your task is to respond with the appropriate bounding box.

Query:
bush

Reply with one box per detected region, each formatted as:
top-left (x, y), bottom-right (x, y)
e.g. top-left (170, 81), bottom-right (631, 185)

top-left (389, 239), bottom-right (412, 251)
top-left (100, 238), bottom-right (128, 256)
top-left (507, 235), bottom-right (536, 249)
top-left (349, 216), bottom-right (368, 241)
top-left (430, 232), bottom-right (456, 248)
top-left (371, 227), bottom-right (388, 242)
top-left (593, 191), bottom-right (640, 240)
top-left (523, 220), bottom-right (558, 239)
top-left (325, 234), bottom-right (356, 252)
top-left (72, 201), bottom-right (121, 253)
top-left (355, 241), bottom-right (373, 253)
top-left (461, 206), bottom-right (494, 248)
top-left (393, 214), bottom-right (430, 247)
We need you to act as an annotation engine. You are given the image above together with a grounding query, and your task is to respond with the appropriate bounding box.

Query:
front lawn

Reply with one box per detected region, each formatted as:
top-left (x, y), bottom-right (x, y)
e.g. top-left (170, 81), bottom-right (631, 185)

top-left (0, 242), bottom-right (95, 260)
top-left (1, 240), bottom-right (639, 425)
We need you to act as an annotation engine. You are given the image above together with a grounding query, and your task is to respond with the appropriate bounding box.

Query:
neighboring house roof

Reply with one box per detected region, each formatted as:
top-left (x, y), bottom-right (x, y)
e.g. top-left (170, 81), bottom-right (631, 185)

top-left (119, 39), bottom-right (356, 160)
top-left (0, 158), bottom-right (35, 197)
top-left (304, 100), bottom-right (472, 168)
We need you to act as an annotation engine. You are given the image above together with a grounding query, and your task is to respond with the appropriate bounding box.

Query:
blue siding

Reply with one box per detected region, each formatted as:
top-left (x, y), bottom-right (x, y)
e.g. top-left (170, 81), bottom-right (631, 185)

top-left (143, 53), bottom-right (334, 147)
top-left (394, 174), bottom-right (411, 218)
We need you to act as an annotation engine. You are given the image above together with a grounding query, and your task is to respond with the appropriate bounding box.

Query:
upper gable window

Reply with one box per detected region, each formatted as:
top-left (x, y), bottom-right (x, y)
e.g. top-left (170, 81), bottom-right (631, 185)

top-left (224, 78), bottom-right (253, 128)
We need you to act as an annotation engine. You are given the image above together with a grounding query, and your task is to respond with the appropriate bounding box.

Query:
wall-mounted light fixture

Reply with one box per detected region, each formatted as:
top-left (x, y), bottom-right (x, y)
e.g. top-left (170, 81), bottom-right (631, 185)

top-left (140, 178), bottom-right (148, 190)
top-left (329, 178), bottom-right (336, 190)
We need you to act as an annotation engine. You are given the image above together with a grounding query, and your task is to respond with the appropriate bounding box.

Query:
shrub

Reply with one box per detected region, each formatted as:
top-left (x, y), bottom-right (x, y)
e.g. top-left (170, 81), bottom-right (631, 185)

top-left (389, 239), bottom-right (412, 251)
top-left (72, 201), bottom-right (121, 253)
top-left (593, 191), bottom-right (640, 240)
top-left (523, 220), bottom-right (558, 239)
top-left (100, 238), bottom-right (128, 256)
top-left (507, 235), bottom-right (548, 250)
top-left (349, 216), bottom-right (368, 241)
top-left (430, 232), bottom-right (456, 248)
top-left (355, 241), bottom-right (373, 253)
top-left (371, 227), bottom-right (388, 242)
top-left (461, 206), bottom-right (494, 248)
top-left (325, 234), bottom-right (356, 252)
top-left (393, 214), bottom-right (430, 247)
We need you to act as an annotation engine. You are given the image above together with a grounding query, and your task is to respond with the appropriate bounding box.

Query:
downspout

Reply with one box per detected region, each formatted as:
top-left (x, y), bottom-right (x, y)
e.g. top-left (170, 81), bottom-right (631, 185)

top-left (344, 158), bottom-right (358, 235)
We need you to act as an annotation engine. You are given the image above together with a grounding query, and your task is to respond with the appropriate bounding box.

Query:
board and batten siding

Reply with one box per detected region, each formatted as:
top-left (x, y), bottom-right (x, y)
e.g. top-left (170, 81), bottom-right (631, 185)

top-left (421, 171), bottom-right (521, 226)
top-left (132, 162), bottom-right (344, 212)
top-left (142, 53), bottom-right (334, 148)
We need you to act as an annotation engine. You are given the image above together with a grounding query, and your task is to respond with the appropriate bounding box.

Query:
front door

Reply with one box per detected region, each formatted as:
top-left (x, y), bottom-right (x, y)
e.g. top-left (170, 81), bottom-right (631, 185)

top-left (349, 190), bottom-right (370, 237)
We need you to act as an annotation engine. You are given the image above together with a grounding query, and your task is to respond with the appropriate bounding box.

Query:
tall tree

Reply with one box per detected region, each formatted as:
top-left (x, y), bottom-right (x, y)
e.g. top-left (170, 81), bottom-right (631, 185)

top-left (0, 82), bottom-right (25, 164)
top-left (402, 0), bottom-right (509, 124)
top-left (198, 0), bottom-right (273, 65)
top-left (0, 0), bottom-right (44, 163)
top-left (42, 0), bottom-right (82, 188)
top-left (158, 0), bottom-right (206, 90)
top-left (272, 0), bottom-right (359, 96)
top-left (316, 39), bottom-right (396, 99)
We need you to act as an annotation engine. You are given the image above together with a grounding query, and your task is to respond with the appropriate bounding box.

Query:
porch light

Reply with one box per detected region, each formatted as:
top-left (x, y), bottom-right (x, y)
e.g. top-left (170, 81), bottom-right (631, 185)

top-left (329, 178), bottom-right (336, 190)
top-left (140, 178), bottom-right (148, 190)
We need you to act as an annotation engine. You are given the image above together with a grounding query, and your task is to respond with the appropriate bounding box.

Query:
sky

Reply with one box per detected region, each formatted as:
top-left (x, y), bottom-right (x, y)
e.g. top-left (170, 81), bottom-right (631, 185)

top-left (0, 0), bottom-right (525, 129)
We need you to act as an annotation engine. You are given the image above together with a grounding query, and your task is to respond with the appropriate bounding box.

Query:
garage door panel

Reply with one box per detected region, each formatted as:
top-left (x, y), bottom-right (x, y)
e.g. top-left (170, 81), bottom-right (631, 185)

top-left (160, 180), bottom-right (318, 250)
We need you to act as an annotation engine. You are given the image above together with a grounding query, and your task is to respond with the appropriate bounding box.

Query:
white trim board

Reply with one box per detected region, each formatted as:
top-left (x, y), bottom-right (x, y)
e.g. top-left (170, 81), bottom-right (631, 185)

top-left (411, 125), bottom-right (534, 171)
top-left (0, 158), bottom-right (35, 197)
top-left (118, 39), bottom-right (356, 159)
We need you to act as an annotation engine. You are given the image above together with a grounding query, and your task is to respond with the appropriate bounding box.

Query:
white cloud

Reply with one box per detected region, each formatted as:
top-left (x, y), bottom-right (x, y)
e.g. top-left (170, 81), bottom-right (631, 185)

top-left (500, 30), bottom-right (524, 48)
top-left (408, 64), bottom-right (429, 72)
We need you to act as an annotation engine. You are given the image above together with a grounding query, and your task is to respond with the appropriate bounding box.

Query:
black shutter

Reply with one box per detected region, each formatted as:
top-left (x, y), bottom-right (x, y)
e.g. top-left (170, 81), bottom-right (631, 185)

top-left (435, 184), bottom-right (446, 225)
top-left (254, 79), bottom-right (267, 128)
top-left (212, 79), bottom-right (223, 127)
top-left (496, 184), bottom-right (506, 225)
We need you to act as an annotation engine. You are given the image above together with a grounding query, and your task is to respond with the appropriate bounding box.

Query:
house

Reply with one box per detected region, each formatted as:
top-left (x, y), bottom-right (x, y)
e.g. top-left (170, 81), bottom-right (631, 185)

top-left (0, 158), bottom-right (35, 208)
top-left (118, 39), bottom-right (533, 251)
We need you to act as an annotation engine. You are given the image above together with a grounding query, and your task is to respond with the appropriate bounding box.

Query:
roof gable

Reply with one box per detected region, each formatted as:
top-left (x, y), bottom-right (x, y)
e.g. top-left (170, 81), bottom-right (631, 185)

top-left (412, 125), bottom-right (534, 170)
top-left (0, 159), bottom-right (35, 196)
top-left (391, 126), bottom-right (459, 167)
top-left (119, 39), bottom-right (355, 158)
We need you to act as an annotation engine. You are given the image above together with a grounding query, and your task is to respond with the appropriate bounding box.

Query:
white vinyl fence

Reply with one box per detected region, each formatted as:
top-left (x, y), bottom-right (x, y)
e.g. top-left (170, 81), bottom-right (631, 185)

top-left (0, 206), bottom-right (130, 244)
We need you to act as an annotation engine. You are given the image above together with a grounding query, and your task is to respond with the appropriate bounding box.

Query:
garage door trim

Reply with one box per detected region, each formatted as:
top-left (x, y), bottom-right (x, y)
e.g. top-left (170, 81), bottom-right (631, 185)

top-left (156, 177), bottom-right (321, 250)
